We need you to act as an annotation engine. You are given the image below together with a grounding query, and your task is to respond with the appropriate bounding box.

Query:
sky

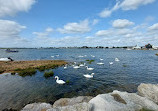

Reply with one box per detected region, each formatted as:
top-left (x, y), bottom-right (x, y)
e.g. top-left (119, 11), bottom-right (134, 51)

top-left (0, 0), bottom-right (158, 48)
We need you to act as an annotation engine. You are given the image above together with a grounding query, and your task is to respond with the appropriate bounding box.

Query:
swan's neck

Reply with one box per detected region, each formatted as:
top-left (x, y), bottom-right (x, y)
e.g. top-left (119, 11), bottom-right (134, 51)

top-left (56, 77), bottom-right (59, 81)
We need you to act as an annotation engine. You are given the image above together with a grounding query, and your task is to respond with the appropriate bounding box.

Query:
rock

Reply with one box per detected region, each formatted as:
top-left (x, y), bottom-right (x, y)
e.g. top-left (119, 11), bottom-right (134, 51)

top-left (138, 83), bottom-right (158, 104)
top-left (21, 103), bottom-right (52, 111)
top-left (48, 102), bottom-right (90, 111)
top-left (89, 90), bottom-right (158, 111)
top-left (53, 96), bottom-right (93, 108)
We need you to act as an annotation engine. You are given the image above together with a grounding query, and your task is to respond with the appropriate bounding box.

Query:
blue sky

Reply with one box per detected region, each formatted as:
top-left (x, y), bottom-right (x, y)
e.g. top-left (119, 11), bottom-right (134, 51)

top-left (0, 0), bottom-right (158, 47)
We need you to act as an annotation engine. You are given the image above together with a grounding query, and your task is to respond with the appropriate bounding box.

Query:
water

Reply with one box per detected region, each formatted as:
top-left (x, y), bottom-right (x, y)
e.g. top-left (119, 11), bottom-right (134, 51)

top-left (0, 48), bottom-right (158, 110)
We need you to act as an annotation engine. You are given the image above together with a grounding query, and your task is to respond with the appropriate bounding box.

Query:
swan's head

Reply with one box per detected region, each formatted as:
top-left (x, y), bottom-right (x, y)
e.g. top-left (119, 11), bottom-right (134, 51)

top-left (91, 73), bottom-right (95, 75)
top-left (55, 76), bottom-right (58, 79)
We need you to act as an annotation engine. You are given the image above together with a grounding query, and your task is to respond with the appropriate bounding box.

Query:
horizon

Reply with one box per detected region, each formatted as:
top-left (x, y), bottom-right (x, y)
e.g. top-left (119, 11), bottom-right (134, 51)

top-left (0, 0), bottom-right (158, 47)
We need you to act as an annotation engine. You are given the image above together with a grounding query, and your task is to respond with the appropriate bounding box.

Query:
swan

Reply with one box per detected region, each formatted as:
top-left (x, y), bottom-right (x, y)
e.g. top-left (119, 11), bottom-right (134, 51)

top-left (55, 76), bottom-right (65, 84)
top-left (109, 62), bottom-right (113, 65)
top-left (64, 64), bottom-right (68, 69)
top-left (97, 62), bottom-right (104, 65)
top-left (73, 66), bottom-right (80, 69)
top-left (56, 55), bottom-right (59, 57)
top-left (100, 58), bottom-right (104, 61)
top-left (115, 58), bottom-right (120, 61)
top-left (79, 63), bottom-right (86, 67)
top-left (78, 55), bottom-right (84, 58)
top-left (0, 57), bottom-right (13, 61)
top-left (86, 66), bottom-right (94, 70)
top-left (91, 55), bottom-right (95, 57)
top-left (84, 73), bottom-right (95, 78)
top-left (51, 56), bottom-right (54, 58)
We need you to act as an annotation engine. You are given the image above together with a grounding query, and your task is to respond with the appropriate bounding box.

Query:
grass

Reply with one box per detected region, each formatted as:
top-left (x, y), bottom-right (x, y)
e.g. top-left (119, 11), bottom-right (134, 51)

top-left (44, 71), bottom-right (54, 78)
top-left (66, 80), bottom-right (70, 84)
top-left (86, 59), bottom-right (95, 64)
top-left (0, 60), bottom-right (66, 74)
top-left (123, 65), bottom-right (127, 67)
top-left (139, 108), bottom-right (154, 111)
top-left (155, 53), bottom-right (158, 56)
top-left (15, 68), bottom-right (37, 77)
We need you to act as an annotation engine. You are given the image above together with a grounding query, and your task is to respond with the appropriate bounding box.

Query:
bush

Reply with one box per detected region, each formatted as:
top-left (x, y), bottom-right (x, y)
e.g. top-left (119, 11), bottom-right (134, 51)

top-left (44, 71), bottom-right (54, 78)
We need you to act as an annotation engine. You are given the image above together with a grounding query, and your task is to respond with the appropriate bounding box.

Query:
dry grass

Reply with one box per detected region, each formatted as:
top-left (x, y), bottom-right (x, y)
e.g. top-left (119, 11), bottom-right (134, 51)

top-left (0, 60), bottom-right (66, 74)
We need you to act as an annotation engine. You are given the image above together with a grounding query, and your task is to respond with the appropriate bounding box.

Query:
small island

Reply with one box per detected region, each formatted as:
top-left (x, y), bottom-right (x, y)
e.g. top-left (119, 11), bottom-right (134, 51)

top-left (0, 60), bottom-right (66, 74)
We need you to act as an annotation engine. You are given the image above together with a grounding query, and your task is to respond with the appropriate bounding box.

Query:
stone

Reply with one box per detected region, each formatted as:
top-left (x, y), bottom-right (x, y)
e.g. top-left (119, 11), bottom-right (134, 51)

top-left (53, 96), bottom-right (93, 108)
top-left (48, 102), bottom-right (90, 111)
top-left (21, 103), bottom-right (52, 111)
top-left (89, 90), bottom-right (158, 111)
top-left (138, 83), bottom-right (158, 104)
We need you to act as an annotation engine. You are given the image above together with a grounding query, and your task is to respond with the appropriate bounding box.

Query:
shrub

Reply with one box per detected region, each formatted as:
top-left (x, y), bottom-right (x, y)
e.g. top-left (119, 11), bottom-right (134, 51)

top-left (44, 71), bottom-right (54, 78)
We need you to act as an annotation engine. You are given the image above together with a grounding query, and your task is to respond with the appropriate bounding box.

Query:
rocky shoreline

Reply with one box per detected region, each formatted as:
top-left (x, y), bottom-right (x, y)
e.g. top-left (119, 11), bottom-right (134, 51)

top-left (21, 83), bottom-right (158, 111)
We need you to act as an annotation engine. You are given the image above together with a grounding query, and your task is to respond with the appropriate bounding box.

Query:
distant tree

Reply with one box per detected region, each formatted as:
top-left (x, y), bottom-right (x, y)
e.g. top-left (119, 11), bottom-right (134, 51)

top-left (145, 43), bottom-right (152, 49)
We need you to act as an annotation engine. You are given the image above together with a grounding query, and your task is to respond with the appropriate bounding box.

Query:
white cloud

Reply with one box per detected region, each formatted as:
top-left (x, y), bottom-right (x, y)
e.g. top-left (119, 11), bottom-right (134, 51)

top-left (0, 19), bottom-right (29, 47)
top-left (0, 0), bottom-right (36, 17)
top-left (92, 19), bottom-right (99, 25)
top-left (120, 0), bottom-right (155, 10)
top-left (33, 27), bottom-right (53, 38)
top-left (112, 19), bottom-right (134, 28)
top-left (99, 1), bottom-right (120, 18)
top-left (57, 19), bottom-right (91, 34)
top-left (148, 23), bottom-right (158, 31)
top-left (99, 0), bottom-right (155, 18)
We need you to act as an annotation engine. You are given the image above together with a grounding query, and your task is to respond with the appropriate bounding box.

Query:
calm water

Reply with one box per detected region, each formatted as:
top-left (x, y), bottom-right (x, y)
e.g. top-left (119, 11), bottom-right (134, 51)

top-left (0, 48), bottom-right (158, 110)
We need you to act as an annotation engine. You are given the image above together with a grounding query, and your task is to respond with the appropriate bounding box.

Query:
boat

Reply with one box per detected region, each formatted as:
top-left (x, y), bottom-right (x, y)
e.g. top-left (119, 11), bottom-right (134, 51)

top-left (5, 49), bottom-right (19, 53)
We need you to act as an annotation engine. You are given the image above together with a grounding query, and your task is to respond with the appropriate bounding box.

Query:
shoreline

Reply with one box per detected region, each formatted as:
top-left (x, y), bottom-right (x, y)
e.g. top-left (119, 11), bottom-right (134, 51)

top-left (0, 60), bottom-right (67, 74)
top-left (21, 83), bottom-right (158, 111)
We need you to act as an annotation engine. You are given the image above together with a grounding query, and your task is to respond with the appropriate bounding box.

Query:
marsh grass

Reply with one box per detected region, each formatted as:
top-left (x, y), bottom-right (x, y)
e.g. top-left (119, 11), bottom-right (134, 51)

top-left (44, 71), bottom-right (54, 78)
top-left (15, 68), bottom-right (37, 77)
top-left (86, 59), bottom-right (95, 64)
top-left (139, 108), bottom-right (154, 111)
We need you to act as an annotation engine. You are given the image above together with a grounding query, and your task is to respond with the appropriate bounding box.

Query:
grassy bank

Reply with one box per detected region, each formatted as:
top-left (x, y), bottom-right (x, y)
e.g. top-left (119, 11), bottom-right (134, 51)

top-left (0, 60), bottom-right (66, 75)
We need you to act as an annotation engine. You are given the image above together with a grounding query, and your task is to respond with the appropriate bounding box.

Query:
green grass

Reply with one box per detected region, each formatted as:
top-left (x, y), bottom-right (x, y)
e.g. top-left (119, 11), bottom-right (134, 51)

top-left (123, 65), bottom-right (127, 67)
top-left (86, 59), bottom-right (95, 64)
top-left (44, 71), bottom-right (54, 78)
top-left (16, 68), bottom-right (37, 77)
top-left (155, 53), bottom-right (158, 56)
top-left (37, 64), bottom-right (59, 71)
top-left (139, 108), bottom-right (154, 111)
top-left (66, 80), bottom-right (70, 84)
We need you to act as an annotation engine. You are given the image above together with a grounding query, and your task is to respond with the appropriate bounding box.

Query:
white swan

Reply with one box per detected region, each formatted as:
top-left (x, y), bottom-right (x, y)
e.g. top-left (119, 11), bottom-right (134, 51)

top-left (97, 62), bottom-right (104, 65)
top-left (115, 58), bottom-right (120, 61)
top-left (0, 57), bottom-right (13, 61)
top-left (86, 66), bottom-right (94, 70)
top-left (78, 55), bottom-right (84, 58)
top-left (73, 66), bottom-right (80, 69)
top-left (51, 56), bottom-right (54, 58)
top-left (55, 76), bottom-right (65, 84)
top-left (109, 62), bottom-right (113, 65)
top-left (83, 73), bottom-right (95, 78)
top-left (100, 58), bottom-right (104, 61)
top-left (79, 63), bottom-right (86, 67)
top-left (56, 55), bottom-right (59, 57)
top-left (64, 64), bottom-right (68, 69)
top-left (91, 55), bottom-right (95, 57)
